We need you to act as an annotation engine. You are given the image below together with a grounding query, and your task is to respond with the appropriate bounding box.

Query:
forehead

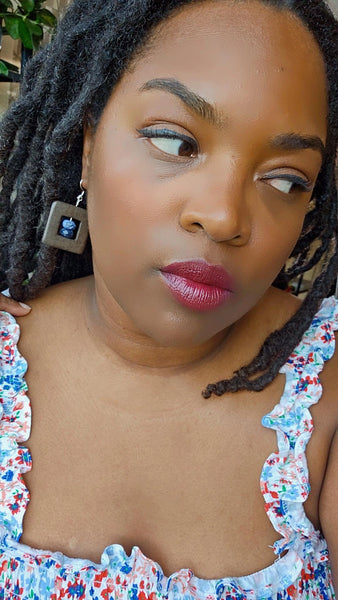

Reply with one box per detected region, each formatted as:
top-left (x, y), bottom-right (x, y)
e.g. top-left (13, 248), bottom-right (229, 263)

top-left (113, 0), bottom-right (327, 140)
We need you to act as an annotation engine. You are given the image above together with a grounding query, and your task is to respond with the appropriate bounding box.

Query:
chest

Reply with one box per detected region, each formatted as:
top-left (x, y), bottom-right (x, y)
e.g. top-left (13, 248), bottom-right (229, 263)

top-left (16, 336), bottom-right (329, 579)
top-left (19, 354), bottom-right (283, 576)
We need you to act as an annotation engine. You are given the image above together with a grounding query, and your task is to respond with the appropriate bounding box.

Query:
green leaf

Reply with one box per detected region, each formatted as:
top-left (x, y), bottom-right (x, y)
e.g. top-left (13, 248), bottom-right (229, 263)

top-left (36, 8), bottom-right (56, 28)
top-left (3, 14), bottom-right (20, 38)
top-left (19, 0), bottom-right (35, 13)
top-left (0, 57), bottom-right (19, 71)
top-left (18, 17), bottom-right (42, 49)
top-left (0, 0), bottom-right (13, 9)
top-left (0, 60), bottom-right (9, 76)
top-left (18, 17), bottom-right (33, 48)
top-left (31, 32), bottom-right (40, 50)
top-left (25, 17), bottom-right (42, 36)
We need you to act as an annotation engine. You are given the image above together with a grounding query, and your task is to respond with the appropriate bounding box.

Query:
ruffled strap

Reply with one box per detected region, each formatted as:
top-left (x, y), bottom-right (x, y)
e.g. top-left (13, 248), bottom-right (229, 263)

top-left (0, 311), bottom-right (31, 541)
top-left (260, 296), bottom-right (338, 557)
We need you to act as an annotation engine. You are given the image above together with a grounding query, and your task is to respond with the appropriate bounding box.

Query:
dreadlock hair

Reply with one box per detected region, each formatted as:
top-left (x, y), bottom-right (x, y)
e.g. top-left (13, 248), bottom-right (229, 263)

top-left (0, 0), bottom-right (337, 397)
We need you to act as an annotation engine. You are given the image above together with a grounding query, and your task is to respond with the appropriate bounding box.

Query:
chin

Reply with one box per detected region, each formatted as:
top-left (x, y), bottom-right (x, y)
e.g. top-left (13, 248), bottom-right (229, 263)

top-left (139, 311), bottom-right (226, 348)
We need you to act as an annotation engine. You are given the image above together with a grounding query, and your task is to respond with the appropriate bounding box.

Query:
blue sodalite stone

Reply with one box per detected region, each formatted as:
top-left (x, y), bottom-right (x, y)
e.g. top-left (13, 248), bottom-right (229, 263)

top-left (58, 218), bottom-right (78, 239)
top-left (61, 219), bottom-right (77, 230)
top-left (59, 228), bottom-right (75, 238)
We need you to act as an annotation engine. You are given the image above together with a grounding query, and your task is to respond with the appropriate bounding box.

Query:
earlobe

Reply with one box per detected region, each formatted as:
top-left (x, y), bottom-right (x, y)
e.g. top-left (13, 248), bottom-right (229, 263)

top-left (81, 118), bottom-right (95, 188)
top-left (306, 198), bottom-right (316, 213)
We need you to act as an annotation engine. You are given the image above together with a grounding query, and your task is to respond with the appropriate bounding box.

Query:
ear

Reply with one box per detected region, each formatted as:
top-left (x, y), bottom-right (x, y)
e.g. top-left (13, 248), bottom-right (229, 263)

top-left (81, 117), bottom-right (95, 189)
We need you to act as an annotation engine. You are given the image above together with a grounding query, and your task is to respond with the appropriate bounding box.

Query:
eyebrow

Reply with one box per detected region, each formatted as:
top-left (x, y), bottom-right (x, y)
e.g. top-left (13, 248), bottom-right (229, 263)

top-left (140, 77), bottom-right (226, 128)
top-left (270, 133), bottom-right (325, 161)
top-left (140, 78), bottom-right (325, 160)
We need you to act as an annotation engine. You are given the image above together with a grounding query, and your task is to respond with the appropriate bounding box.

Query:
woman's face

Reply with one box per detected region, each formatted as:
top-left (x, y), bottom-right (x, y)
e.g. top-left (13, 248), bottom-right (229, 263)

top-left (82, 0), bottom-right (327, 347)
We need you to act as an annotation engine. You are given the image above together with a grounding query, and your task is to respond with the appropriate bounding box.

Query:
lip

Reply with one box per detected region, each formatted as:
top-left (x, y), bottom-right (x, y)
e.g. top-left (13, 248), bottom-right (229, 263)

top-left (160, 260), bottom-right (234, 312)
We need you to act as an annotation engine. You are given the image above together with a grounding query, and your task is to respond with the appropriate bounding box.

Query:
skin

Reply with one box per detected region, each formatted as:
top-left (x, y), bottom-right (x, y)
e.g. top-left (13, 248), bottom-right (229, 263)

top-left (2, 0), bottom-right (337, 585)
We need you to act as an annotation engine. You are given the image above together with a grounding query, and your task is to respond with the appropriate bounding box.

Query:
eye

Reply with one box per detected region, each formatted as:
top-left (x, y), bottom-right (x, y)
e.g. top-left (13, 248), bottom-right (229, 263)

top-left (262, 174), bottom-right (313, 195)
top-left (137, 127), bottom-right (198, 158)
top-left (151, 137), bottom-right (195, 157)
top-left (268, 179), bottom-right (295, 194)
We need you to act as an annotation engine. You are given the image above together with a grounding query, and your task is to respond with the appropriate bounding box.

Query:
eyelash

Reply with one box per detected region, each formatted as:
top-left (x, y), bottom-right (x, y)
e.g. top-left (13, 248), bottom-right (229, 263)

top-left (137, 127), bottom-right (313, 194)
top-left (261, 173), bottom-right (313, 194)
top-left (137, 127), bottom-right (198, 156)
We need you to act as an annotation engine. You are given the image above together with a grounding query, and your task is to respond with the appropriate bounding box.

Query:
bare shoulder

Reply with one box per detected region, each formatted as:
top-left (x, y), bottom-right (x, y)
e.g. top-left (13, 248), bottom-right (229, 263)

top-left (318, 334), bottom-right (338, 584)
top-left (17, 277), bottom-right (93, 326)
top-left (312, 293), bottom-right (338, 430)
top-left (16, 276), bottom-right (93, 355)
top-left (23, 276), bottom-right (93, 315)
top-left (319, 333), bottom-right (338, 428)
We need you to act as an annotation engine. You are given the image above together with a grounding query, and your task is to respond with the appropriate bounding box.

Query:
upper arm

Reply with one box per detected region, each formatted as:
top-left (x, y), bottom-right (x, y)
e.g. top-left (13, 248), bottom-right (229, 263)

top-left (319, 427), bottom-right (338, 592)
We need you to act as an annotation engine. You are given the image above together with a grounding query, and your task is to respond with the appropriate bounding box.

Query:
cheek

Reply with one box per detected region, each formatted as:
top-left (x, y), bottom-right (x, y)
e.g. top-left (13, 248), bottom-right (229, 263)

top-left (86, 136), bottom-right (170, 284)
top-left (251, 207), bottom-right (306, 285)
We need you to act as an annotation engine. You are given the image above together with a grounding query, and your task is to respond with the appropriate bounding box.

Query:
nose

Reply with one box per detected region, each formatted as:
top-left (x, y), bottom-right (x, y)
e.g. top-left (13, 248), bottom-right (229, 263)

top-left (179, 164), bottom-right (252, 245)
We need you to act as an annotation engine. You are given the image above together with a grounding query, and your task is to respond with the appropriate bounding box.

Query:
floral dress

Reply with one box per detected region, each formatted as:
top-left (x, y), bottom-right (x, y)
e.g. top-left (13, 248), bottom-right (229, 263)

top-left (0, 297), bottom-right (337, 599)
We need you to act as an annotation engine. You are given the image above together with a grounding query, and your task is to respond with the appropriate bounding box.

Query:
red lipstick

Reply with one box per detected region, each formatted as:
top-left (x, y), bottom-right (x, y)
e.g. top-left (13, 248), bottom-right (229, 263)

top-left (160, 260), bottom-right (234, 311)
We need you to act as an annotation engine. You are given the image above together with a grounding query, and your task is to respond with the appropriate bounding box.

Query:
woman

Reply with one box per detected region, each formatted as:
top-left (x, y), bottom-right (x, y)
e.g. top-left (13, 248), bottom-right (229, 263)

top-left (0, 0), bottom-right (337, 597)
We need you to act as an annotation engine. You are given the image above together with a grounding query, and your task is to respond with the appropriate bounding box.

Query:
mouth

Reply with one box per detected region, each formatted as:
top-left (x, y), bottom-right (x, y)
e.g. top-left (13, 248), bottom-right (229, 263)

top-left (160, 260), bottom-right (234, 312)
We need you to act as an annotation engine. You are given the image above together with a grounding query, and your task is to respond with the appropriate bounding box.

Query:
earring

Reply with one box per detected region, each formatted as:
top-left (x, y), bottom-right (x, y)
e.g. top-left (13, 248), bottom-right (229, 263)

top-left (306, 198), bottom-right (316, 213)
top-left (42, 180), bottom-right (89, 254)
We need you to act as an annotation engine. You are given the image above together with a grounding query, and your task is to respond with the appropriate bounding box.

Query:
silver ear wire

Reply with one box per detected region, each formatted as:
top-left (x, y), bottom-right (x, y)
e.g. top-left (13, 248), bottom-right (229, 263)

top-left (76, 179), bottom-right (86, 207)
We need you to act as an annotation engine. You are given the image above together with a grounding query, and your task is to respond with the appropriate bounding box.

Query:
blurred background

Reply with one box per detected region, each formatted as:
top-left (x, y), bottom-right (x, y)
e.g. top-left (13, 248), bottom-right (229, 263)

top-left (328, 0), bottom-right (338, 15)
top-left (0, 0), bottom-right (68, 113)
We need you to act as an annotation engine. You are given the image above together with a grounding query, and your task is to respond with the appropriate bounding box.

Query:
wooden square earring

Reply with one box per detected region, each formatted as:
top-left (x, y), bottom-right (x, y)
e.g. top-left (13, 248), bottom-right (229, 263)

top-left (42, 180), bottom-right (89, 254)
